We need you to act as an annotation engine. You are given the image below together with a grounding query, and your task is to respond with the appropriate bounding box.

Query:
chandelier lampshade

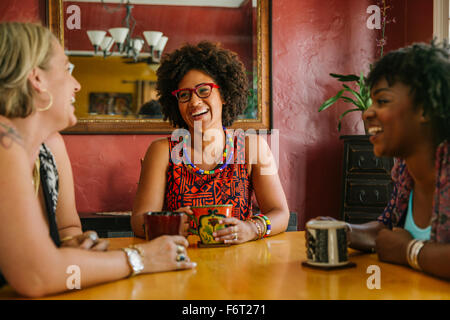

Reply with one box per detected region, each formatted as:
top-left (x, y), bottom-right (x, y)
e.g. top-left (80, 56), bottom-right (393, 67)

top-left (86, 1), bottom-right (168, 63)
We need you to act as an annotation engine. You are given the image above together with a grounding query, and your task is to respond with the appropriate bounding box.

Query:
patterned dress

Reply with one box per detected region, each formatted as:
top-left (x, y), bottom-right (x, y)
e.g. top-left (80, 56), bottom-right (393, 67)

top-left (378, 140), bottom-right (450, 243)
top-left (163, 130), bottom-right (253, 221)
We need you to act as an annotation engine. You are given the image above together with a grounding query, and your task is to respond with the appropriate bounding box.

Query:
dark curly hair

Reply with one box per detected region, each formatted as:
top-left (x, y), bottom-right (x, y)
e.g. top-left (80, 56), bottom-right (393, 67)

top-left (367, 40), bottom-right (450, 144)
top-left (156, 41), bottom-right (249, 129)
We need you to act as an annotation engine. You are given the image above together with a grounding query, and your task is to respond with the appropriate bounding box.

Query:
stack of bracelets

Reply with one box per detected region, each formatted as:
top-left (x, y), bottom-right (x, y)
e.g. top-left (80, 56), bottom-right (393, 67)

top-left (406, 239), bottom-right (426, 271)
top-left (249, 214), bottom-right (272, 240)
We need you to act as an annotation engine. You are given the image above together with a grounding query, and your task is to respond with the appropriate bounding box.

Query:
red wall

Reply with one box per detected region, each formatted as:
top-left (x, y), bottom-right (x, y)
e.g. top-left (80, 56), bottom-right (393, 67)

top-left (405, 0), bottom-right (434, 45)
top-left (63, 134), bottom-right (164, 212)
top-left (272, 0), bottom-right (378, 228)
top-left (2, 0), bottom-right (434, 229)
top-left (0, 0), bottom-right (45, 23)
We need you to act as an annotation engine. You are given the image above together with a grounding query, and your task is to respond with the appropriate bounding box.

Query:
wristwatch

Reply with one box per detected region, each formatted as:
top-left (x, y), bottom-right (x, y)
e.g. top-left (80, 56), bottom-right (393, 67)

top-left (122, 247), bottom-right (144, 277)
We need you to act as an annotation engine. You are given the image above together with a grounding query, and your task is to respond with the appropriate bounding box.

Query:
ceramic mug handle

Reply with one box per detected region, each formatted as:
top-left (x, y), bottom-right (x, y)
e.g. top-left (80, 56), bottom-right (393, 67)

top-left (185, 213), bottom-right (199, 235)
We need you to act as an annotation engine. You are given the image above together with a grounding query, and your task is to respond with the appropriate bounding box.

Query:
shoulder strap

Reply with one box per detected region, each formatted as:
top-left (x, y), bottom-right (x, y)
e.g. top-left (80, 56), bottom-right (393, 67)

top-left (39, 144), bottom-right (61, 247)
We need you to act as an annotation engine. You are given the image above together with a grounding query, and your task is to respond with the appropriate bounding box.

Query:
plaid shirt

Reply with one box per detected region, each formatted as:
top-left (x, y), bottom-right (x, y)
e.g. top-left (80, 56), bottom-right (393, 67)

top-left (378, 140), bottom-right (450, 243)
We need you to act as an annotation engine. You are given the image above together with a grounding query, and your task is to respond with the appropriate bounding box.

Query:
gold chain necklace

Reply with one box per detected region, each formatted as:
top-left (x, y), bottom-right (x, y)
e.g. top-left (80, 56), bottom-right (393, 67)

top-left (32, 157), bottom-right (40, 196)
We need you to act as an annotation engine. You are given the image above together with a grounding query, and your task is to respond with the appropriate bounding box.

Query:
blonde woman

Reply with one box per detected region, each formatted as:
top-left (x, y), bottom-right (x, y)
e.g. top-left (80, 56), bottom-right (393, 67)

top-left (0, 22), bottom-right (195, 298)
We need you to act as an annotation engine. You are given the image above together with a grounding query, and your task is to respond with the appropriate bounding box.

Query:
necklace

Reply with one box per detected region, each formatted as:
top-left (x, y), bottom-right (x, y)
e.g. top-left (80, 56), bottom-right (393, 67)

top-left (182, 126), bottom-right (234, 175)
top-left (32, 157), bottom-right (40, 196)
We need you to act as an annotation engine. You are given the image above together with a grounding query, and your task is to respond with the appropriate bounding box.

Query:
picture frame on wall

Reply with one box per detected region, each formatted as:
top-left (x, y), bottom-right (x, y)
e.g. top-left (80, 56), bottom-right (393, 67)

top-left (89, 92), bottom-right (133, 116)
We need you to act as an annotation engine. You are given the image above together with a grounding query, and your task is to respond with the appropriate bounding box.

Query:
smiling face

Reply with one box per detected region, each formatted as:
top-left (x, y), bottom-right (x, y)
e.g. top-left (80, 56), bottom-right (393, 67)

top-left (363, 78), bottom-right (427, 158)
top-left (41, 40), bottom-right (81, 130)
top-left (176, 69), bottom-right (224, 132)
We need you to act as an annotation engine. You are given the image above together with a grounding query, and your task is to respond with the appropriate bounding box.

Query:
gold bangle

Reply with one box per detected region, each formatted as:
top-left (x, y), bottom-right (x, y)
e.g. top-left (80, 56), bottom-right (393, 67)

top-left (411, 240), bottom-right (425, 271)
top-left (252, 216), bottom-right (267, 238)
top-left (248, 219), bottom-right (262, 240)
top-left (406, 239), bottom-right (418, 268)
top-left (251, 217), bottom-right (266, 239)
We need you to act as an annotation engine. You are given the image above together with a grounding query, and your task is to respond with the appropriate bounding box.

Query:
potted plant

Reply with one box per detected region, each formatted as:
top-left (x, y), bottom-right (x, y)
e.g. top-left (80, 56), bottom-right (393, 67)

top-left (319, 0), bottom-right (395, 132)
top-left (318, 72), bottom-right (372, 132)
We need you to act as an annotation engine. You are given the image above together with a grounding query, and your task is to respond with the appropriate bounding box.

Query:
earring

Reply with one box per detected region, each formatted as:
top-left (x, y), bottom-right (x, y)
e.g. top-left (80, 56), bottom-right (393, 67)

top-left (36, 89), bottom-right (53, 112)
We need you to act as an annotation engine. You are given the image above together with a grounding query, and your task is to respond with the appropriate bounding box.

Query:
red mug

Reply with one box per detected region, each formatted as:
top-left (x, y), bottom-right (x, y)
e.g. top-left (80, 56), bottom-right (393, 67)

top-left (144, 211), bottom-right (186, 241)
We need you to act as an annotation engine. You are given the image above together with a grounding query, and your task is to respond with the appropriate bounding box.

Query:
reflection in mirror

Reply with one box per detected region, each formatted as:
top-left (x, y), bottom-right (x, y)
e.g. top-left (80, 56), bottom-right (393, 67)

top-left (55, 0), bottom-right (270, 133)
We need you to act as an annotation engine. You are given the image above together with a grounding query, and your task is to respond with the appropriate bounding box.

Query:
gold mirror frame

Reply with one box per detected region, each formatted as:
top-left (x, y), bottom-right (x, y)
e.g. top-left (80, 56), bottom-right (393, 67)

top-left (47, 0), bottom-right (272, 134)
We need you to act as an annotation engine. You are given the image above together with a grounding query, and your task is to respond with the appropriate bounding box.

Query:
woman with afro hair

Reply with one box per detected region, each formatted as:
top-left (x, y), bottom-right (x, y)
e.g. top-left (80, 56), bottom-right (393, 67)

top-left (132, 41), bottom-right (289, 245)
top-left (309, 40), bottom-right (450, 280)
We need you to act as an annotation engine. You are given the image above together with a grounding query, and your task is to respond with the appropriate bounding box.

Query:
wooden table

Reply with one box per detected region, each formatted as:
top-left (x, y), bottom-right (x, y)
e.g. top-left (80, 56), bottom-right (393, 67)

top-left (0, 232), bottom-right (448, 300)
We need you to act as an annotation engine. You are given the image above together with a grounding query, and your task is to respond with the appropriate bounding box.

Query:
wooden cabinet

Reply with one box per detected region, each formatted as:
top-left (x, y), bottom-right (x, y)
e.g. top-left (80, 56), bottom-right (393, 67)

top-left (340, 135), bottom-right (394, 224)
top-left (80, 212), bottom-right (134, 238)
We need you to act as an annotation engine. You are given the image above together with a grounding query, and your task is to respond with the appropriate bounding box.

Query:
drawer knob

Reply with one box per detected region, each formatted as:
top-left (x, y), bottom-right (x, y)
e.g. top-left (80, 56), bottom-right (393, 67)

top-left (357, 156), bottom-right (365, 168)
top-left (359, 190), bottom-right (366, 203)
top-left (357, 156), bottom-right (381, 168)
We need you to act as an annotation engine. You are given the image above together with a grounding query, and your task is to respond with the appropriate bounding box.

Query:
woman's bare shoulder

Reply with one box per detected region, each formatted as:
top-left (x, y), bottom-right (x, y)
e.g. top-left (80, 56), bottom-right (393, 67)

top-left (142, 137), bottom-right (170, 166)
top-left (146, 137), bottom-right (169, 155)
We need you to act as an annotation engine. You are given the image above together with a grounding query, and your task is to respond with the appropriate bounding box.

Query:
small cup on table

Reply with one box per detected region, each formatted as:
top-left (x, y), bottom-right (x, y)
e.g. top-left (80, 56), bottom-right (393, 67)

top-left (305, 220), bottom-right (350, 268)
top-left (144, 211), bottom-right (187, 240)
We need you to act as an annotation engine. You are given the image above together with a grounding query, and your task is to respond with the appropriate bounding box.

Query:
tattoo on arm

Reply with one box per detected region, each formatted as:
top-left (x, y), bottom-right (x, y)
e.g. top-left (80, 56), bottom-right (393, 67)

top-left (0, 122), bottom-right (23, 149)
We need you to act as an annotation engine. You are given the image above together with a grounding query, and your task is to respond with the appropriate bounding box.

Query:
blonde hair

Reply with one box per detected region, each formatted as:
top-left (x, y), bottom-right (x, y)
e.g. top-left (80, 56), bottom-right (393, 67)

top-left (0, 22), bottom-right (56, 118)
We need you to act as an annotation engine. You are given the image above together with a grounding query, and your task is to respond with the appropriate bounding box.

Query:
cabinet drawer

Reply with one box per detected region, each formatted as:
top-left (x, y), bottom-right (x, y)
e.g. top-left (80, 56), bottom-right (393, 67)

top-left (343, 211), bottom-right (382, 224)
top-left (345, 180), bottom-right (392, 207)
top-left (345, 144), bottom-right (392, 175)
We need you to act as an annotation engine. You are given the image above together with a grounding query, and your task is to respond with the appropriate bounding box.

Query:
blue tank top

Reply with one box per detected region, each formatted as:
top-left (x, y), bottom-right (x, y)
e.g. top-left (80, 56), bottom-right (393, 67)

top-left (404, 190), bottom-right (431, 240)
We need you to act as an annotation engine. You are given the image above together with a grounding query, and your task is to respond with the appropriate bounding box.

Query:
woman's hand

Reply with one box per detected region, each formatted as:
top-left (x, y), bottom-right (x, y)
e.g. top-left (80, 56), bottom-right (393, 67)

top-left (135, 235), bottom-right (196, 273)
top-left (60, 230), bottom-right (109, 251)
top-left (375, 228), bottom-right (413, 265)
top-left (175, 206), bottom-right (193, 237)
top-left (212, 217), bottom-right (257, 245)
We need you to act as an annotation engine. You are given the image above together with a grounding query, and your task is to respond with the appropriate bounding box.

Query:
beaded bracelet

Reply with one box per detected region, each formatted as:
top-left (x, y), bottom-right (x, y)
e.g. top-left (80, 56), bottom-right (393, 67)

top-left (256, 214), bottom-right (271, 237)
top-left (252, 215), bottom-right (267, 238)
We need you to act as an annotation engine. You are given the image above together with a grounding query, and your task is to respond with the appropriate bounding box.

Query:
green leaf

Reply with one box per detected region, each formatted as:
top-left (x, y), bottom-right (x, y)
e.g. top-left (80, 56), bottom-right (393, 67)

top-left (337, 108), bottom-right (362, 131)
top-left (339, 108), bottom-right (361, 120)
top-left (340, 96), bottom-right (358, 105)
top-left (342, 84), bottom-right (365, 110)
top-left (318, 89), bottom-right (344, 112)
top-left (329, 73), bottom-right (360, 82)
top-left (359, 71), bottom-right (365, 85)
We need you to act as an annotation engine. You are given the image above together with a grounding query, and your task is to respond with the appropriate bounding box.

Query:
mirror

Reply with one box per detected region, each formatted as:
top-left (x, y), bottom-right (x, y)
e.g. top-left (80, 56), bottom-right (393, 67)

top-left (47, 0), bottom-right (271, 133)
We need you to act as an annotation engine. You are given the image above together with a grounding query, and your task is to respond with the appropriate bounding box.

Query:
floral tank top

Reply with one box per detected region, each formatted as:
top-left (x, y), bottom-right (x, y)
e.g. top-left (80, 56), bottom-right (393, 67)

top-left (378, 140), bottom-right (450, 243)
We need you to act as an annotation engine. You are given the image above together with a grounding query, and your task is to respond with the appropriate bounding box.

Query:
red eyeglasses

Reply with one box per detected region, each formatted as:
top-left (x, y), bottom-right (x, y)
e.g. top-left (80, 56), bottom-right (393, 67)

top-left (171, 83), bottom-right (220, 103)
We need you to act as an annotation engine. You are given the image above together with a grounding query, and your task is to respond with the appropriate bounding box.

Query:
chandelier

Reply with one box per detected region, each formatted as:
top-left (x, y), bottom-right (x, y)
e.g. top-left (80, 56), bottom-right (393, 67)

top-left (86, 0), bottom-right (168, 63)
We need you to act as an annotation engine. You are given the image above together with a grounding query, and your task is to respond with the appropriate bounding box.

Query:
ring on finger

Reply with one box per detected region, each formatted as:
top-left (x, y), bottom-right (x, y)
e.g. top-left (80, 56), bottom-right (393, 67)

top-left (176, 253), bottom-right (186, 262)
top-left (61, 235), bottom-right (75, 243)
top-left (176, 245), bottom-right (185, 254)
top-left (233, 233), bottom-right (238, 241)
top-left (87, 231), bottom-right (99, 243)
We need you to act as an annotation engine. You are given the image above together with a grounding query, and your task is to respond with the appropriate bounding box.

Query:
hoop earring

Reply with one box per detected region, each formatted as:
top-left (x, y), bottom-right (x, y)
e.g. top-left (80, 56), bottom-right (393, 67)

top-left (36, 89), bottom-right (53, 112)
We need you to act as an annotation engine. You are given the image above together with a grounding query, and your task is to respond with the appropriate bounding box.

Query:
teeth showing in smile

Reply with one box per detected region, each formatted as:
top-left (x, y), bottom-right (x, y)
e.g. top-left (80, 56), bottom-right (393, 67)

top-left (368, 126), bottom-right (383, 136)
top-left (71, 97), bottom-right (76, 104)
top-left (191, 108), bottom-right (209, 117)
